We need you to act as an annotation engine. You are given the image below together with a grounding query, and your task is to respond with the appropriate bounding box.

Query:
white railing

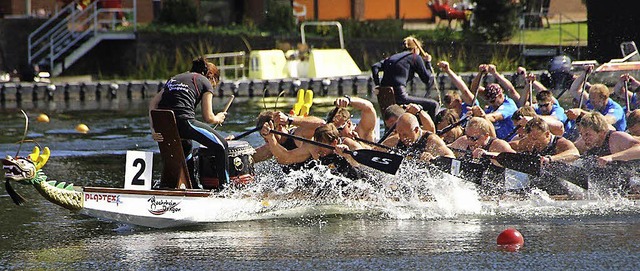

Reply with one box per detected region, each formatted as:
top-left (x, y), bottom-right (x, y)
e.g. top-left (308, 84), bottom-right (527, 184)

top-left (204, 51), bottom-right (247, 80)
top-left (27, 0), bottom-right (136, 72)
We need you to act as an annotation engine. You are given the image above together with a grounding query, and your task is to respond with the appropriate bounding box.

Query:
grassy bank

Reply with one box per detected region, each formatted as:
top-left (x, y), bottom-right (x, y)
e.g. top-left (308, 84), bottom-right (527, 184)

top-left (505, 22), bottom-right (588, 46)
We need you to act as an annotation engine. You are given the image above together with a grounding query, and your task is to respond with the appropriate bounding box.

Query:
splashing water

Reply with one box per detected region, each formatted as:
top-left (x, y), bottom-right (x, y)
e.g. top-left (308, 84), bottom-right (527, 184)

top-left (215, 159), bottom-right (484, 221)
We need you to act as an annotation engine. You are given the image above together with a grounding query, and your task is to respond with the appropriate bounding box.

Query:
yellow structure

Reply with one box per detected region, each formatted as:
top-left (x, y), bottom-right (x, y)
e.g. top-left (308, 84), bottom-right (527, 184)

top-left (248, 50), bottom-right (288, 80)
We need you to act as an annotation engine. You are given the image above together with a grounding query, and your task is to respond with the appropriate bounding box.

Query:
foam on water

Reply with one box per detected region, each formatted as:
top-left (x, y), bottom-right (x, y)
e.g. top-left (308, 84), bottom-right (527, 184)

top-left (208, 159), bottom-right (640, 222)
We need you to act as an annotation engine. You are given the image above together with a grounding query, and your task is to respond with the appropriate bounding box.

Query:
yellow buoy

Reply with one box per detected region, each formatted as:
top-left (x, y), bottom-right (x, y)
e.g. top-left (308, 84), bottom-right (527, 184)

top-left (75, 124), bottom-right (89, 134)
top-left (36, 114), bottom-right (50, 123)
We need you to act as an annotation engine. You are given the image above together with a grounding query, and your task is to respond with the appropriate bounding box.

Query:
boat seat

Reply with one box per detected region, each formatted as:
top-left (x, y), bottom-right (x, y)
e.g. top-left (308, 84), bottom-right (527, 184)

top-left (150, 109), bottom-right (192, 189)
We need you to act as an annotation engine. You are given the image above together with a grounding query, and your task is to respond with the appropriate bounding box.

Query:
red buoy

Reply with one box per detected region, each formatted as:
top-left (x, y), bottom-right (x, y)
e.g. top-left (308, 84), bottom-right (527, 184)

top-left (497, 228), bottom-right (524, 249)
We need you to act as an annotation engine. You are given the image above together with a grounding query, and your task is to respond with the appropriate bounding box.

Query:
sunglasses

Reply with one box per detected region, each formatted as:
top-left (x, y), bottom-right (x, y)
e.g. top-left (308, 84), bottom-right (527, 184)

top-left (337, 121), bottom-right (349, 131)
top-left (538, 102), bottom-right (552, 107)
top-left (467, 135), bottom-right (480, 141)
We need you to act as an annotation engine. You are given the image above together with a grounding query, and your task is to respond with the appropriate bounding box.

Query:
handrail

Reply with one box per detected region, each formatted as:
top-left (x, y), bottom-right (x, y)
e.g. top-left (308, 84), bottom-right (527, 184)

top-left (204, 51), bottom-right (246, 80)
top-left (300, 21), bottom-right (344, 49)
top-left (28, 0), bottom-right (137, 75)
top-left (28, 0), bottom-right (77, 63)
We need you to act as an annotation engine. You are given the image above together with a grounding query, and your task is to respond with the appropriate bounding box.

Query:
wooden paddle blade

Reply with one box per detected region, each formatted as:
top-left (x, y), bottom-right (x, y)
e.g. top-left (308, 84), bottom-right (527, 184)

top-left (350, 149), bottom-right (403, 175)
top-left (493, 152), bottom-right (541, 176)
top-left (544, 162), bottom-right (589, 190)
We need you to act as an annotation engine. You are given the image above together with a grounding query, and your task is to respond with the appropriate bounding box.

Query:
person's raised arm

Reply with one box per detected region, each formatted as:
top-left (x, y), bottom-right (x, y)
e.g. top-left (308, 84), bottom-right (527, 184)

top-left (488, 64), bottom-right (521, 104)
top-left (569, 65), bottom-right (593, 106)
top-left (438, 61), bottom-right (474, 104)
top-left (413, 56), bottom-right (434, 90)
top-left (334, 96), bottom-right (378, 141)
top-left (469, 65), bottom-right (488, 104)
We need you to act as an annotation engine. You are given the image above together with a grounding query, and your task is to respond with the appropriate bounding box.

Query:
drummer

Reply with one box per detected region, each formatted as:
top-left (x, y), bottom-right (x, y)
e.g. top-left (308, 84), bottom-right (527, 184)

top-left (149, 57), bottom-right (229, 184)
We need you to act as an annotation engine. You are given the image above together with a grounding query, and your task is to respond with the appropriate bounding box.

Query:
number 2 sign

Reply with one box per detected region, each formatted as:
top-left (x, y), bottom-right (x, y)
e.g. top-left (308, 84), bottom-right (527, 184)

top-left (124, 151), bottom-right (153, 190)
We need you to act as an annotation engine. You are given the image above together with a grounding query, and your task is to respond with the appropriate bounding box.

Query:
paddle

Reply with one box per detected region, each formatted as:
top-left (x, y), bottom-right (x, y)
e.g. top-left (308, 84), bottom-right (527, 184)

top-left (232, 127), bottom-right (261, 140)
top-left (436, 116), bottom-right (468, 136)
top-left (542, 161), bottom-right (589, 190)
top-left (528, 78), bottom-right (534, 106)
top-left (625, 78), bottom-right (631, 113)
top-left (213, 95), bottom-right (235, 130)
top-left (484, 152), bottom-right (540, 176)
top-left (577, 69), bottom-right (591, 109)
top-left (269, 130), bottom-right (404, 175)
top-left (378, 122), bottom-right (397, 144)
top-left (353, 136), bottom-right (394, 151)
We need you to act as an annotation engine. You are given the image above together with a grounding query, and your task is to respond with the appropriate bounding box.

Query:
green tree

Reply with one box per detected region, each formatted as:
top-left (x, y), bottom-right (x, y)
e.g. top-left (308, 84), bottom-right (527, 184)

top-left (260, 1), bottom-right (296, 34)
top-left (157, 0), bottom-right (198, 26)
top-left (467, 0), bottom-right (521, 42)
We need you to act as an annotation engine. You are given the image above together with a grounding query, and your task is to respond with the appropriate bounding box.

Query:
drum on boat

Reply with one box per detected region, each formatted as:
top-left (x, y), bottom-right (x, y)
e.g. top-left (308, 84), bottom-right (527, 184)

top-left (193, 140), bottom-right (256, 189)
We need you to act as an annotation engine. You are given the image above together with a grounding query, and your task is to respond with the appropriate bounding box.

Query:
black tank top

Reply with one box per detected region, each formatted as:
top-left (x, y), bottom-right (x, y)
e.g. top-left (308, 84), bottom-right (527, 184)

top-left (319, 154), bottom-right (366, 180)
top-left (586, 130), bottom-right (613, 156)
top-left (280, 128), bottom-right (298, 150)
top-left (524, 135), bottom-right (560, 156)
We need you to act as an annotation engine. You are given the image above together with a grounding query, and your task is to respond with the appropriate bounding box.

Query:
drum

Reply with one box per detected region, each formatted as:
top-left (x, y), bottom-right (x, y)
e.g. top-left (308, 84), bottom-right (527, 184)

top-left (195, 140), bottom-right (256, 189)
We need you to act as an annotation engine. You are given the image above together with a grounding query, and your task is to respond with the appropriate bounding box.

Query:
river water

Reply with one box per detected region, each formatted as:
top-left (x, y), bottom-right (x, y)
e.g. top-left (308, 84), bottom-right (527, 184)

top-left (2, 97), bottom-right (640, 270)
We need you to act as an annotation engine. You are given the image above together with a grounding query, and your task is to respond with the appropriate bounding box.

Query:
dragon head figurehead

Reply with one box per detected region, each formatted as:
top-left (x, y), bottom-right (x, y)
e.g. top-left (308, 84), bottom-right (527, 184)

top-left (2, 146), bottom-right (49, 184)
top-left (3, 146), bottom-right (50, 204)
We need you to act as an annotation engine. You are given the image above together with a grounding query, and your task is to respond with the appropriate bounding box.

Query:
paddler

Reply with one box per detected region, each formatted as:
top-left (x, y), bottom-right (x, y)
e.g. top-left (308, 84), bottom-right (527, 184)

top-left (326, 95), bottom-right (378, 143)
top-left (575, 111), bottom-right (640, 166)
top-left (148, 57), bottom-right (230, 184)
top-left (382, 113), bottom-right (454, 161)
top-left (260, 122), bottom-right (367, 180)
top-left (511, 117), bottom-right (580, 195)
top-left (252, 110), bottom-right (325, 165)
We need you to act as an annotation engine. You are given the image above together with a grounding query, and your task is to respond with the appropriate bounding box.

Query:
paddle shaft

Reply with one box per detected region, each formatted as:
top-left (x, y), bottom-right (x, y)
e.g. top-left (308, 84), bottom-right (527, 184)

top-left (354, 136), bottom-right (394, 150)
top-left (577, 71), bottom-right (591, 109)
top-left (378, 122), bottom-right (397, 144)
top-left (528, 80), bottom-right (533, 105)
top-left (269, 129), bottom-right (349, 154)
top-left (233, 127), bottom-right (261, 140)
top-left (436, 116), bottom-right (468, 136)
top-left (222, 95), bottom-right (235, 113)
top-left (213, 95), bottom-right (235, 130)
top-left (625, 79), bottom-right (631, 113)
top-left (471, 72), bottom-right (486, 107)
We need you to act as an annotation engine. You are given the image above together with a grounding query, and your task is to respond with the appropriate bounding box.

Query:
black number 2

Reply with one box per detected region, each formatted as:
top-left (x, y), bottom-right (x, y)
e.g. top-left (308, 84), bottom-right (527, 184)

top-left (131, 158), bottom-right (146, 185)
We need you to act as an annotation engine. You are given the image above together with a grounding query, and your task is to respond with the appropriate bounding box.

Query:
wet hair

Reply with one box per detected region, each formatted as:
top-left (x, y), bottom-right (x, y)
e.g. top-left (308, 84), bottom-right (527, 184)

top-left (383, 104), bottom-right (405, 121)
top-left (443, 91), bottom-right (461, 107)
top-left (511, 105), bottom-right (537, 121)
top-left (256, 111), bottom-right (274, 129)
top-left (588, 83), bottom-right (610, 99)
top-left (627, 109), bottom-right (640, 130)
top-left (326, 107), bottom-right (350, 123)
top-left (466, 117), bottom-right (493, 136)
top-left (578, 111), bottom-right (609, 133)
top-left (435, 108), bottom-right (459, 127)
top-left (524, 116), bottom-right (549, 133)
top-left (190, 56), bottom-right (220, 86)
top-left (535, 90), bottom-right (554, 103)
top-left (314, 123), bottom-right (340, 144)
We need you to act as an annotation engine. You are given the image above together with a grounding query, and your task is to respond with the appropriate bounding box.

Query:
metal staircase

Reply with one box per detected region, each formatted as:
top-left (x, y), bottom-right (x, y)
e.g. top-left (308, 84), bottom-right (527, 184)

top-left (28, 0), bottom-right (137, 77)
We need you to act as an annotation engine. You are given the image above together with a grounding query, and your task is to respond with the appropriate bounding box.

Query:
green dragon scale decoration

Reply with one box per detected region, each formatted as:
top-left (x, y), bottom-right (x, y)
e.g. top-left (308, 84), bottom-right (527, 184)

top-left (2, 146), bottom-right (83, 211)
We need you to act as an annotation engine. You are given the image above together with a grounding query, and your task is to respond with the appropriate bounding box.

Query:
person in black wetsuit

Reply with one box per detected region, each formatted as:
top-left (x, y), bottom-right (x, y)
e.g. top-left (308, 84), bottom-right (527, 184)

top-left (149, 57), bottom-right (229, 183)
top-left (371, 36), bottom-right (439, 119)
